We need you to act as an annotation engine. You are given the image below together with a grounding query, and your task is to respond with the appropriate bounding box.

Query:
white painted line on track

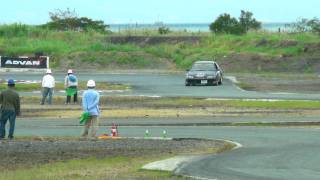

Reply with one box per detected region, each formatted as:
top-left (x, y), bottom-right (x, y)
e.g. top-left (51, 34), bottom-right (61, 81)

top-left (182, 175), bottom-right (217, 180)
top-left (222, 139), bottom-right (243, 149)
top-left (120, 94), bottom-right (162, 98)
top-left (142, 155), bottom-right (200, 171)
top-left (142, 139), bottom-right (242, 180)
top-left (206, 97), bottom-right (320, 102)
top-left (224, 76), bottom-right (239, 84)
top-left (269, 92), bottom-right (298, 95)
top-left (225, 76), bottom-right (247, 92)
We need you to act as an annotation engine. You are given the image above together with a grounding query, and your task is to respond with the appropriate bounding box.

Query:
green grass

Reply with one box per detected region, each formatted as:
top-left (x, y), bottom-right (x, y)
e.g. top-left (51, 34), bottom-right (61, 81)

top-left (0, 82), bottom-right (129, 92)
top-left (1, 24), bottom-right (320, 70)
top-left (152, 97), bottom-right (320, 109)
top-left (0, 156), bottom-right (179, 180)
top-left (18, 96), bottom-right (320, 110)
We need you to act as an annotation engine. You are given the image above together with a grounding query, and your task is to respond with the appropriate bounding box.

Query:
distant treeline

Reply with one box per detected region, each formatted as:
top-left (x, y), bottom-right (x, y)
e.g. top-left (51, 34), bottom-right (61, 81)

top-left (0, 8), bottom-right (319, 36)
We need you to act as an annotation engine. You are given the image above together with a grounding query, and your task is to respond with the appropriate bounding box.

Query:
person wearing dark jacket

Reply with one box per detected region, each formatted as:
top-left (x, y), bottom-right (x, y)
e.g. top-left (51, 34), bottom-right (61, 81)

top-left (0, 79), bottom-right (20, 140)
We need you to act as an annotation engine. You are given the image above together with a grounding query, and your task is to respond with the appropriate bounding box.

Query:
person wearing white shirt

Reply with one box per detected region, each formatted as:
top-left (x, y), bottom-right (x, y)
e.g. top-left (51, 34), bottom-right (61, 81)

top-left (41, 69), bottom-right (55, 105)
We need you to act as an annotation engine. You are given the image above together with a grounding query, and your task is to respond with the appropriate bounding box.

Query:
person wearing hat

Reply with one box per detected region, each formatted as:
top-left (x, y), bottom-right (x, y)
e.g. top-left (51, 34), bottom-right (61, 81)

top-left (41, 69), bottom-right (55, 105)
top-left (0, 79), bottom-right (20, 140)
top-left (81, 80), bottom-right (100, 139)
top-left (64, 69), bottom-right (78, 104)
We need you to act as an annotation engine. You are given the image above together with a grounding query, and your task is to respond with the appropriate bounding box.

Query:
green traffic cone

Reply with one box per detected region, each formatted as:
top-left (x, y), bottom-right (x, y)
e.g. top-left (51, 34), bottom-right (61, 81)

top-left (162, 130), bottom-right (167, 138)
top-left (145, 129), bottom-right (150, 138)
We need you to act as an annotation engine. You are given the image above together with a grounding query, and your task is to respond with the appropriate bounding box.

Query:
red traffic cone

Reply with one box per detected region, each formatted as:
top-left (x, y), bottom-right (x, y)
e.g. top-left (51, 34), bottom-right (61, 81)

top-left (111, 123), bottom-right (118, 137)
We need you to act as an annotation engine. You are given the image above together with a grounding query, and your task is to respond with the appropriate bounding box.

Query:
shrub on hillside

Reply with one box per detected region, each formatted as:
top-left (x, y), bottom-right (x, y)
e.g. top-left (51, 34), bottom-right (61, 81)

top-left (210, 13), bottom-right (245, 35)
top-left (0, 24), bottom-right (28, 37)
top-left (158, 26), bottom-right (170, 35)
top-left (286, 17), bottom-right (320, 35)
top-left (210, 10), bottom-right (261, 35)
top-left (239, 10), bottom-right (261, 32)
top-left (43, 8), bottom-right (109, 33)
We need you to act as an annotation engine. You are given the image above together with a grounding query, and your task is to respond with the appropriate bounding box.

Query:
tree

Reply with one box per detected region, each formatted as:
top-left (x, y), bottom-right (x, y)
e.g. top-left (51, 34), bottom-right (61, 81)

top-left (307, 18), bottom-right (320, 35)
top-left (239, 10), bottom-right (261, 32)
top-left (287, 17), bottom-right (320, 35)
top-left (286, 18), bottom-right (310, 33)
top-left (209, 13), bottom-right (245, 34)
top-left (44, 8), bottom-right (109, 33)
top-left (210, 11), bottom-right (261, 34)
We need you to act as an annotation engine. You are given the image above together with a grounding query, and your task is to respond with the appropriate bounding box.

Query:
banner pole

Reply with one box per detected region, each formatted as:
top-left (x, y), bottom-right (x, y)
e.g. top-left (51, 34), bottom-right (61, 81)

top-left (47, 56), bottom-right (49, 69)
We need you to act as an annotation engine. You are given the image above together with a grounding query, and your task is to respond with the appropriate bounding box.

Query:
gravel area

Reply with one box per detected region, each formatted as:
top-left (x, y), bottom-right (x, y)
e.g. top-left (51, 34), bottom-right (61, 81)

top-left (235, 74), bottom-right (320, 93)
top-left (0, 138), bottom-right (228, 169)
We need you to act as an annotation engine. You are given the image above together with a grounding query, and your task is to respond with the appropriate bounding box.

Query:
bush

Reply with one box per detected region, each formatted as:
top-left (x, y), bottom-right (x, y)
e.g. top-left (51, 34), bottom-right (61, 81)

top-left (210, 14), bottom-right (245, 35)
top-left (210, 11), bottom-right (261, 35)
top-left (286, 17), bottom-right (320, 35)
top-left (0, 24), bottom-right (28, 37)
top-left (43, 8), bottom-right (109, 33)
top-left (158, 26), bottom-right (170, 35)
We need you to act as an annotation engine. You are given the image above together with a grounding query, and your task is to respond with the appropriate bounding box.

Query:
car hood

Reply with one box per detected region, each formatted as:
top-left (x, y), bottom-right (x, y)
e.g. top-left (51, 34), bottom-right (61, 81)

top-left (187, 70), bottom-right (217, 76)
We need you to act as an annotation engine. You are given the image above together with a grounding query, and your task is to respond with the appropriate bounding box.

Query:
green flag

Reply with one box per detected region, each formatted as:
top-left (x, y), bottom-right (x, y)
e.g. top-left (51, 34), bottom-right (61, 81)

top-left (80, 112), bottom-right (90, 125)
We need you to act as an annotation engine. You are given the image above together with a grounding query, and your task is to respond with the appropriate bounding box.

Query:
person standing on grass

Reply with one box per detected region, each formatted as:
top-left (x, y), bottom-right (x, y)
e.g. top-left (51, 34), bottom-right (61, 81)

top-left (64, 69), bottom-right (78, 104)
top-left (82, 80), bottom-right (100, 139)
top-left (41, 69), bottom-right (55, 105)
top-left (0, 79), bottom-right (20, 140)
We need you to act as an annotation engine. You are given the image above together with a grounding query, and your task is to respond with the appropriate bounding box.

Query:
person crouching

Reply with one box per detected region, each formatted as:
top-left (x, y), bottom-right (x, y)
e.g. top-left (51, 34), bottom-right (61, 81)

top-left (81, 80), bottom-right (100, 139)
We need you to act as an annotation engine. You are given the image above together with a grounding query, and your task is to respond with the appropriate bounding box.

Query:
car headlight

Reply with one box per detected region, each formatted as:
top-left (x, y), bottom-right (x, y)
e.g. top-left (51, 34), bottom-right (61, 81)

top-left (207, 75), bottom-right (215, 79)
top-left (186, 74), bottom-right (194, 79)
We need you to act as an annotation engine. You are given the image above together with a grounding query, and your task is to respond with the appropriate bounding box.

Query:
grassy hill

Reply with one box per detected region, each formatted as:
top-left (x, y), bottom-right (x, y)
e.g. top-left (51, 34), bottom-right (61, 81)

top-left (0, 24), bottom-right (319, 72)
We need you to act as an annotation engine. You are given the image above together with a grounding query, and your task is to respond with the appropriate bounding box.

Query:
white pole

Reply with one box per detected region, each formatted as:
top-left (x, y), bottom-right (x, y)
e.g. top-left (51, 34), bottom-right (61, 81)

top-left (46, 56), bottom-right (49, 68)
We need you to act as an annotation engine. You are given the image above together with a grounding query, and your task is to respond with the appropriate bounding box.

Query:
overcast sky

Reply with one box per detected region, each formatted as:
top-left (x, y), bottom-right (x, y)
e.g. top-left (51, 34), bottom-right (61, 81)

top-left (0, 0), bottom-right (319, 24)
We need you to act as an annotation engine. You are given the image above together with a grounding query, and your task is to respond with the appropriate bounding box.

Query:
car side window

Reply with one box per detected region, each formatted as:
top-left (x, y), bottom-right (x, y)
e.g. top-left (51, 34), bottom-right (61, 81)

top-left (214, 63), bottom-right (219, 71)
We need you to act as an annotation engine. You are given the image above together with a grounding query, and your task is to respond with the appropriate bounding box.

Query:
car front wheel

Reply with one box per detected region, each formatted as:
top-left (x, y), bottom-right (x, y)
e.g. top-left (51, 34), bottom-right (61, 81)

top-left (218, 78), bottom-right (223, 85)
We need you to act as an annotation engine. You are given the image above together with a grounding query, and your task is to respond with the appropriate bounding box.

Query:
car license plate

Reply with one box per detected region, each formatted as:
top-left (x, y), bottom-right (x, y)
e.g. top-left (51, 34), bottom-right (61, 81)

top-left (201, 80), bottom-right (208, 84)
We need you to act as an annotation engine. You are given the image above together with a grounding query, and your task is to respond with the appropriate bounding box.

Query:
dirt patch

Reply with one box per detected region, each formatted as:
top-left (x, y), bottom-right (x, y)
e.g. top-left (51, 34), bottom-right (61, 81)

top-left (277, 40), bottom-right (299, 48)
top-left (107, 36), bottom-right (201, 46)
top-left (0, 138), bottom-right (228, 170)
top-left (235, 73), bottom-right (320, 93)
top-left (57, 51), bottom-right (176, 71)
top-left (218, 51), bottom-right (320, 73)
top-left (54, 35), bottom-right (320, 73)
top-left (303, 43), bottom-right (320, 53)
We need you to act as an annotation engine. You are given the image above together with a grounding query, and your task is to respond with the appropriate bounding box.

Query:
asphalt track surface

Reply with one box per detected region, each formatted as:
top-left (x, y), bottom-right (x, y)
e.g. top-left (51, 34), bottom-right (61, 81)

top-left (2, 72), bottom-right (320, 100)
top-left (14, 118), bottom-right (320, 180)
top-left (3, 72), bottom-right (320, 179)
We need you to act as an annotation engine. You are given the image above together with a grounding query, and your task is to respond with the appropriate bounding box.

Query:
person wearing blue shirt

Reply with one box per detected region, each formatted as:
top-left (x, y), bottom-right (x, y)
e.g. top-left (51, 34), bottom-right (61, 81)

top-left (64, 69), bottom-right (78, 104)
top-left (81, 80), bottom-right (100, 139)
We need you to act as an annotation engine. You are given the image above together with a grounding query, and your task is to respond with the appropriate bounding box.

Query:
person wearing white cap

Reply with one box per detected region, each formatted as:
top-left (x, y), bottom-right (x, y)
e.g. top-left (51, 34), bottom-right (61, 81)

top-left (41, 69), bottom-right (55, 105)
top-left (64, 69), bottom-right (78, 104)
top-left (81, 80), bottom-right (100, 139)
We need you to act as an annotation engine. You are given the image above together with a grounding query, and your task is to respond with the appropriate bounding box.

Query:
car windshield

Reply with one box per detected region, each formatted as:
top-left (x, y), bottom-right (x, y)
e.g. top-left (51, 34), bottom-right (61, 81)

top-left (191, 63), bottom-right (217, 71)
